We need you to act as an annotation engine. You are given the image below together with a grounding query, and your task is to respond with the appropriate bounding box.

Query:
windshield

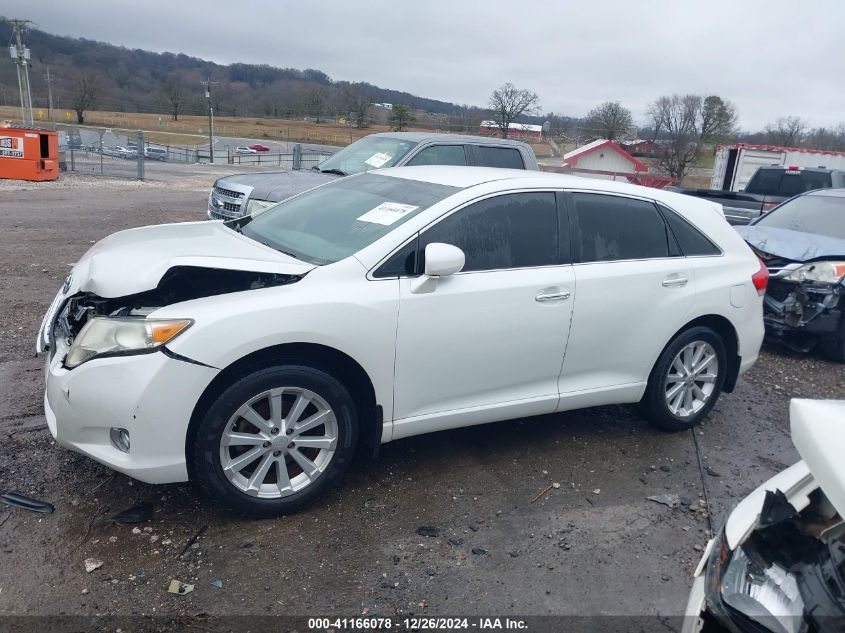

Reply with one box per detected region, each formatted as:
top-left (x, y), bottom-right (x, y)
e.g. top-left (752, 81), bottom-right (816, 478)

top-left (314, 136), bottom-right (417, 175)
top-left (755, 194), bottom-right (845, 239)
top-left (241, 173), bottom-right (458, 265)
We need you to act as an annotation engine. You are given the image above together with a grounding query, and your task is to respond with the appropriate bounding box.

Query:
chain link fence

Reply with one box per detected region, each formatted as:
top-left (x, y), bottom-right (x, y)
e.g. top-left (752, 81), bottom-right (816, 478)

top-left (48, 123), bottom-right (335, 180)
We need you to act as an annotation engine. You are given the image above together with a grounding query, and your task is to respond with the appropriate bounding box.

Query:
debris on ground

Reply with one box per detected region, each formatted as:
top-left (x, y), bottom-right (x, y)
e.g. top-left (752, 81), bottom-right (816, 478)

top-left (592, 489), bottom-right (601, 495)
top-left (168, 579), bottom-right (194, 595)
top-left (177, 525), bottom-right (208, 558)
top-left (1, 492), bottom-right (54, 514)
top-left (83, 558), bottom-right (103, 573)
top-left (364, 498), bottom-right (385, 510)
top-left (530, 482), bottom-right (560, 503)
top-left (210, 580), bottom-right (223, 589)
top-left (448, 538), bottom-right (464, 547)
top-left (705, 466), bottom-right (722, 477)
top-left (416, 526), bottom-right (441, 538)
top-left (111, 502), bottom-right (153, 524)
top-left (647, 494), bottom-right (681, 508)
top-left (471, 548), bottom-right (487, 555)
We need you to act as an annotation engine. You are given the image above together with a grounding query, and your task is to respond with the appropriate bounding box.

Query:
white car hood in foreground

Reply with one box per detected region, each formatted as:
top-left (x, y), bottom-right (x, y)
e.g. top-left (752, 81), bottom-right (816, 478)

top-left (724, 399), bottom-right (845, 548)
top-left (790, 398), bottom-right (845, 518)
top-left (67, 221), bottom-right (315, 298)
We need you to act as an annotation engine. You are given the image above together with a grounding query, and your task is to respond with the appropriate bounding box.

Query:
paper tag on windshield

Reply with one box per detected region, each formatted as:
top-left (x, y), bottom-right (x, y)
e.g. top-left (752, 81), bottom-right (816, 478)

top-left (357, 202), bottom-right (418, 226)
top-left (364, 152), bottom-right (392, 168)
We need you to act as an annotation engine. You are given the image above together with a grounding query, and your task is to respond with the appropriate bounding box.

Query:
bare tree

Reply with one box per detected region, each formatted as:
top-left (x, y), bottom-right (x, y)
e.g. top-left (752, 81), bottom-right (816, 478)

top-left (160, 78), bottom-right (187, 121)
top-left (583, 101), bottom-right (633, 141)
top-left (71, 71), bottom-right (101, 124)
top-left (390, 104), bottom-right (416, 132)
top-left (803, 124), bottom-right (845, 151)
top-left (343, 87), bottom-right (372, 128)
top-left (487, 82), bottom-right (540, 139)
top-left (304, 85), bottom-right (326, 123)
top-left (764, 116), bottom-right (807, 147)
top-left (647, 94), bottom-right (703, 182)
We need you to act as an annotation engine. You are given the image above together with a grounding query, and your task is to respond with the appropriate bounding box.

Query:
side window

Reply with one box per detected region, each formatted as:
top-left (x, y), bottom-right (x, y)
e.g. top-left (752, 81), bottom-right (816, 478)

top-left (373, 238), bottom-right (418, 278)
top-left (405, 145), bottom-right (467, 166)
top-left (420, 192), bottom-right (559, 272)
top-left (659, 205), bottom-right (721, 256)
top-left (571, 193), bottom-right (670, 263)
top-left (475, 146), bottom-right (525, 169)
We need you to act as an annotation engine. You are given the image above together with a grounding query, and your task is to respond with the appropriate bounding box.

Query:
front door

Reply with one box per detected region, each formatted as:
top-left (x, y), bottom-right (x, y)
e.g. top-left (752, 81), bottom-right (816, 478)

top-left (391, 191), bottom-right (575, 438)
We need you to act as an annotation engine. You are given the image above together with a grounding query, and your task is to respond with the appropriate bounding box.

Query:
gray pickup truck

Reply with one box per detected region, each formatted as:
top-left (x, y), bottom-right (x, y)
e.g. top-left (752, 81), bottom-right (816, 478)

top-left (673, 166), bottom-right (845, 225)
top-left (207, 132), bottom-right (539, 220)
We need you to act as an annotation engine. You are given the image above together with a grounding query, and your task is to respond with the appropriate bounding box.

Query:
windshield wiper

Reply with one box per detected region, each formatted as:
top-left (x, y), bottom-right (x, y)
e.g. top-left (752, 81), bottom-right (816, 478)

top-left (319, 168), bottom-right (347, 176)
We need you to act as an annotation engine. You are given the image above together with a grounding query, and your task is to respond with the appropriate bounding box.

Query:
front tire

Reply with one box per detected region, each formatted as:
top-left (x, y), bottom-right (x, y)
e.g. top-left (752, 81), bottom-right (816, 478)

top-left (642, 327), bottom-right (727, 431)
top-left (190, 365), bottom-right (358, 517)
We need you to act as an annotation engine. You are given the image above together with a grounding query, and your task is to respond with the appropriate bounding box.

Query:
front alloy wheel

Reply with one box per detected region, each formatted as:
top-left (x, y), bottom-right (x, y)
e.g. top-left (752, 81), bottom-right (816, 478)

top-left (220, 387), bottom-right (338, 498)
top-left (643, 326), bottom-right (727, 431)
top-left (191, 365), bottom-right (358, 516)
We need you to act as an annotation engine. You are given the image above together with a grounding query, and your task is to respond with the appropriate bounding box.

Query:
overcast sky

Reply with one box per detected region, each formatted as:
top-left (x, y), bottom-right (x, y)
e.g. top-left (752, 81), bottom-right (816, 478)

top-left (5, 0), bottom-right (844, 130)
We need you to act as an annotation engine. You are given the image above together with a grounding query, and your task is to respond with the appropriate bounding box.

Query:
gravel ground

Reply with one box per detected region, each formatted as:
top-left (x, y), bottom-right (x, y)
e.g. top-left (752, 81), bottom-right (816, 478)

top-left (0, 171), bottom-right (842, 629)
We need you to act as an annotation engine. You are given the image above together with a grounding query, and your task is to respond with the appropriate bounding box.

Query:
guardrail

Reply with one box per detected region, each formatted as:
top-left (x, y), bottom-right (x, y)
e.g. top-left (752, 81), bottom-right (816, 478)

top-left (230, 145), bottom-right (333, 170)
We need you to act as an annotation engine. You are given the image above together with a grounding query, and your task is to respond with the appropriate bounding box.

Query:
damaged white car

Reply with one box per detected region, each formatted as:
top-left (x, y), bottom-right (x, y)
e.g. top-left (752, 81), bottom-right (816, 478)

top-left (683, 399), bottom-right (845, 633)
top-left (38, 167), bottom-right (765, 516)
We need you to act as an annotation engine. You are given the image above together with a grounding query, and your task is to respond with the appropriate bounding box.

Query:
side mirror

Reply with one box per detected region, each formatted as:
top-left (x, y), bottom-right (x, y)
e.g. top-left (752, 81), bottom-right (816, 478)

top-left (424, 243), bottom-right (465, 277)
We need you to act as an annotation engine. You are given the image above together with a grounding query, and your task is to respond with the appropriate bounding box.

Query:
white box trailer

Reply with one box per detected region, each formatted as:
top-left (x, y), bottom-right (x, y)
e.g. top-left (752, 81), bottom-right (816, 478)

top-left (711, 143), bottom-right (845, 191)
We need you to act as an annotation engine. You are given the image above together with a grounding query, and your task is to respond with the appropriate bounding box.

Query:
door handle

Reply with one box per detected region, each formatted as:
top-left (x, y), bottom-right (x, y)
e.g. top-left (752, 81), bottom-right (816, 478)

top-left (662, 276), bottom-right (689, 288)
top-left (535, 291), bottom-right (571, 303)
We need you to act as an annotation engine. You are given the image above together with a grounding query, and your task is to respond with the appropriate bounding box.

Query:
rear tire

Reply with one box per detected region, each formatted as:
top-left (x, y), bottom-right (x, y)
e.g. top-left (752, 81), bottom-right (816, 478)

top-left (641, 326), bottom-right (727, 431)
top-left (189, 365), bottom-right (358, 517)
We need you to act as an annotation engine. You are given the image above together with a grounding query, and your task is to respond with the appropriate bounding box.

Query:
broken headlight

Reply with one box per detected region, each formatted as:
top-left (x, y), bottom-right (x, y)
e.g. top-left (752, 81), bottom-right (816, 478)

top-left (721, 544), bottom-right (805, 633)
top-left (784, 261), bottom-right (845, 285)
top-left (64, 317), bottom-right (193, 368)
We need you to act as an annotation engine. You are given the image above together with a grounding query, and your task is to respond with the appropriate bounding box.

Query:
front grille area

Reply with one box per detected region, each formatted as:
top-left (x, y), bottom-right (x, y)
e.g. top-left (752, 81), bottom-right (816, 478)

top-left (214, 186), bottom-right (244, 199)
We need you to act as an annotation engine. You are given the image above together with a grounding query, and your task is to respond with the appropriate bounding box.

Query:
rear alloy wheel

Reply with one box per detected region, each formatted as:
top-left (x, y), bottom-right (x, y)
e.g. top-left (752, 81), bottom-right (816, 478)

top-left (191, 365), bottom-right (358, 517)
top-left (642, 327), bottom-right (727, 431)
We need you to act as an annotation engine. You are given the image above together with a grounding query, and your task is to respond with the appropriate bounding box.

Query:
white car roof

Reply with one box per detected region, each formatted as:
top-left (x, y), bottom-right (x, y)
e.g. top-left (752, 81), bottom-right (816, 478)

top-left (375, 165), bottom-right (723, 215)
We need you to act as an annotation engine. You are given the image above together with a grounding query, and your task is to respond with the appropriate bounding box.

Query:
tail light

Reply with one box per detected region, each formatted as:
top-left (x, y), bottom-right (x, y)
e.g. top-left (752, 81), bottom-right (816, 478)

top-left (761, 201), bottom-right (779, 212)
top-left (752, 259), bottom-right (769, 296)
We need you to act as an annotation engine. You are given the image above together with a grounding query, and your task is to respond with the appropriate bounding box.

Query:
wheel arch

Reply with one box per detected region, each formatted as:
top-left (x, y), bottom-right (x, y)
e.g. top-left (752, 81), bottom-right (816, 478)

top-left (650, 314), bottom-right (741, 393)
top-left (185, 342), bottom-right (382, 481)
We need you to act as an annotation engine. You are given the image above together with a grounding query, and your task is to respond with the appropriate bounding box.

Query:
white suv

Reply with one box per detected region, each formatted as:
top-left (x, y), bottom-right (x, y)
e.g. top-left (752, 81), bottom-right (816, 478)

top-left (37, 167), bottom-right (767, 516)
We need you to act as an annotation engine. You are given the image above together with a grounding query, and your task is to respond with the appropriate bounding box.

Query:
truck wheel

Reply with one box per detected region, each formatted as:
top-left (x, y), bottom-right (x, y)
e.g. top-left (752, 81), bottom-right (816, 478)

top-left (641, 326), bottom-right (727, 431)
top-left (190, 365), bottom-right (358, 517)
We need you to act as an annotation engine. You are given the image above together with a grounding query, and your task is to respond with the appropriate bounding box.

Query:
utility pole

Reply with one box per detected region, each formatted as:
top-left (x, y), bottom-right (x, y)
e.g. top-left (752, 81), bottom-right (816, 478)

top-left (201, 76), bottom-right (220, 163)
top-left (45, 67), bottom-right (54, 121)
top-left (5, 18), bottom-right (35, 126)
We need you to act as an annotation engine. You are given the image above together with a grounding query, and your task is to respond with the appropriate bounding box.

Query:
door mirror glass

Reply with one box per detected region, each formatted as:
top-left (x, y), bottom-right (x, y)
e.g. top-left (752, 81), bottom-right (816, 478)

top-left (424, 243), bottom-right (465, 277)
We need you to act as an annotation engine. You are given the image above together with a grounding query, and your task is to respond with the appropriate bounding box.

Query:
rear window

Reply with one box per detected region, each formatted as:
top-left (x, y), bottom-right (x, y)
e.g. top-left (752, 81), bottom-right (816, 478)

top-left (746, 169), bottom-right (832, 196)
top-left (755, 194), bottom-right (845, 240)
top-left (475, 146), bottom-right (525, 169)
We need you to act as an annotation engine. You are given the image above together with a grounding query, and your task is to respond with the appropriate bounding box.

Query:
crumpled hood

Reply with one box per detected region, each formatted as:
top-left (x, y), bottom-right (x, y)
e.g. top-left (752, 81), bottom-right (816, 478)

top-left (790, 399), bottom-right (845, 519)
top-left (68, 221), bottom-right (315, 298)
top-left (218, 170), bottom-right (340, 203)
top-left (736, 225), bottom-right (845, 262)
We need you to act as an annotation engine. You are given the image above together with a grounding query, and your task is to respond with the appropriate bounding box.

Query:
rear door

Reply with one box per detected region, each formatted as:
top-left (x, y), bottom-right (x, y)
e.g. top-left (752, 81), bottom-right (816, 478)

top-left (558, 192), bottom-right (696, 402)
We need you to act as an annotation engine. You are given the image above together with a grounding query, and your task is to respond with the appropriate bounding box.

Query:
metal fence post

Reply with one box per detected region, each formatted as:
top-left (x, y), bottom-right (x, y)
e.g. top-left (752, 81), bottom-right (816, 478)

top-left (70, 148), bottom-right (75, 172)
top-left (293, 143), bottom-right (302, 170)
top-left (137, 130), bottom-right (145, 181)
top-left (99, 132), bottom-right (104, 176)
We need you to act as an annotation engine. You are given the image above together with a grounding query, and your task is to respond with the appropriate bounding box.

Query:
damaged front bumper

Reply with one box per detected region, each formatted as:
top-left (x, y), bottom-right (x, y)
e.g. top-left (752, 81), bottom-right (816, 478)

top-left (763, 278), bottom-right (843, 350)
top-left (43, 333), bottom-right (218, 484)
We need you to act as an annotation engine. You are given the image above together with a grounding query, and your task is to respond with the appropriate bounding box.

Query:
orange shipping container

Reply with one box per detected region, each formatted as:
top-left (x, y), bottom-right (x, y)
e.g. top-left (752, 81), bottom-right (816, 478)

top-left (0, 128), bottom-right (59, 181)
